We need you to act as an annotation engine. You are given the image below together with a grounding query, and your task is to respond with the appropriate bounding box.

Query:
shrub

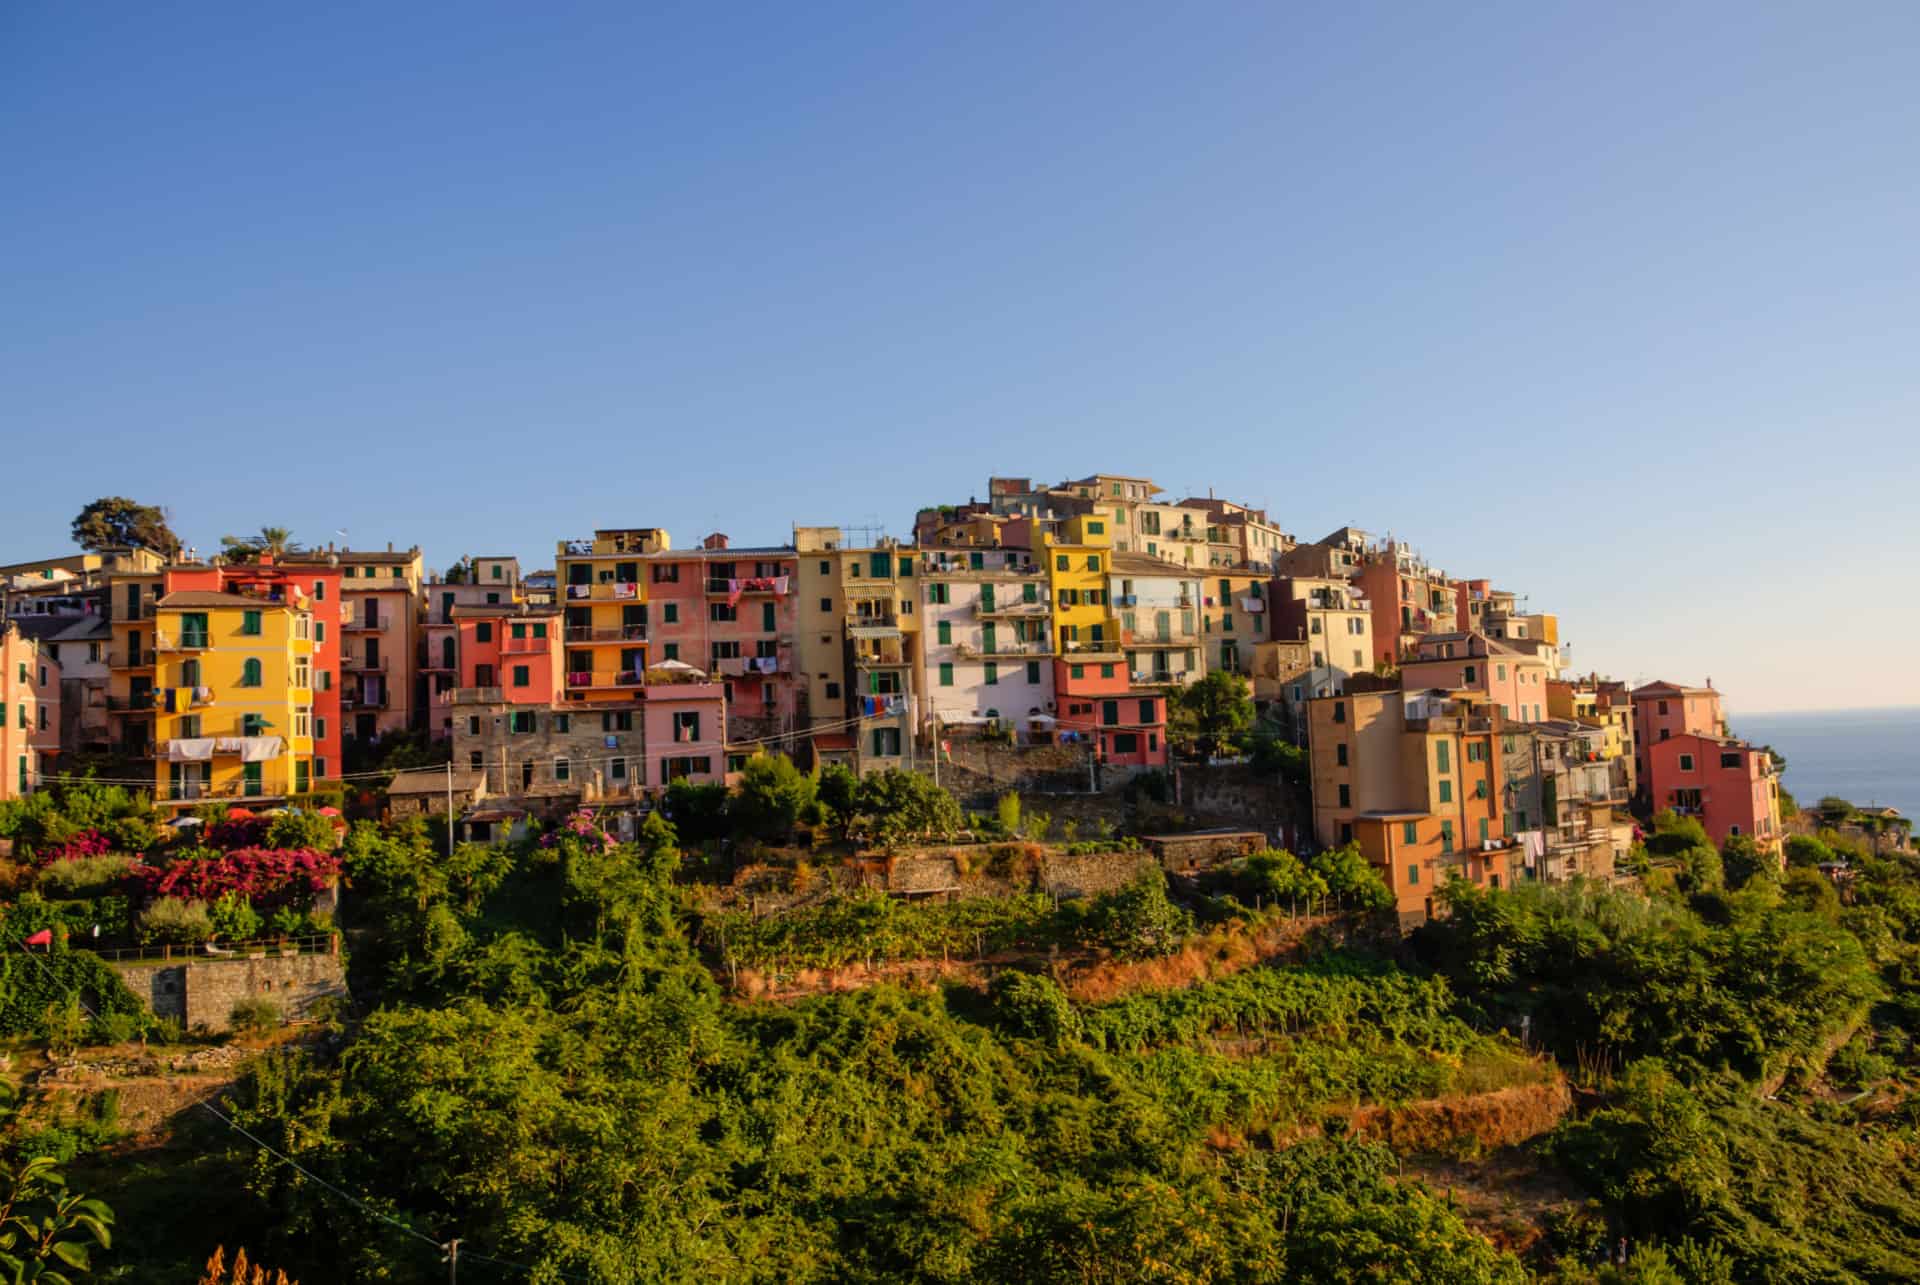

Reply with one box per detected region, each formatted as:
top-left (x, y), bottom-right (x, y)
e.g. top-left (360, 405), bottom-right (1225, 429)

top-left (129, 846), bottom-right (340, 905)
top-left (996, 792), bottom-right (1022, 838)
top-left (229, 997), bottom-right (281, 1035)
top-left (265, 810), bottom-right (339, 852)
top-left (990, 970), bottom-right (1081, 1046)
top-left (138, 897), bottom-right (213, 944)
top-left (1078, 869), bottom-right (1193, 958)
top-left (37, 854), bottom-right (136, 899)
top-left (92, 1010), bottom-right (143, 1045)
top-left (209, 891), bottom-right (264, 942)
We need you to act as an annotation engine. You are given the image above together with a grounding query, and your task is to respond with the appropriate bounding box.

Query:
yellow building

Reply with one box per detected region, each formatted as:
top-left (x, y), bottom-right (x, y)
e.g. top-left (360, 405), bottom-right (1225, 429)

top-left (1200, 571), bottom-right (1270, 675)
top-left (555, 529), bottom-right (669, 690)
top-left (794, 527), bottom-right (923, 772)
top-left (152, 590), bottom-right (316, 803)
top-left (1046, 515), bottom-right (1118, 657)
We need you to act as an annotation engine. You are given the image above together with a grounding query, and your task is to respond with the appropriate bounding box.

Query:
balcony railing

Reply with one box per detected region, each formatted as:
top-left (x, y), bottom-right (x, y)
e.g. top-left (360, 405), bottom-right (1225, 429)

top-left (705, 576), bottom-right (790, 596)
top-left (920, 557), bottom-right (1045, 576)
top-left (343, 613), bottom-right (393, 632)
top-left (1061, 639), bottom-right (1123, 656)
top-left (500, 634), bottom-right (552, 653)
top-left (451, 686), bottom-right (503, 704)
top-left (713, 657), bottom-right (790, 676)
top-left (341, 654), bottom-right (388, 672)
top-left (108, 651), bottom-right (149, 669)
top-left (1121, 629), bottom-right (1200, 648)
top-left (567, 670), bottom-right (647, 688)
top-left (975, 600), bottom-right (1048, 617)
top-left (952, 639), bottom-right (1050, 659)
top-left (564, 625), bottom-right (648, 643)
top-left (153, 633), bottom-right (210, 652)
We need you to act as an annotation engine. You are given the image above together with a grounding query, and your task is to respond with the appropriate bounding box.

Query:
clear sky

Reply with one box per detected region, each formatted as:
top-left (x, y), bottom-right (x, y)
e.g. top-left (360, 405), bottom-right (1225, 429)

top-left (5, 2), bottom-right (1917, 714)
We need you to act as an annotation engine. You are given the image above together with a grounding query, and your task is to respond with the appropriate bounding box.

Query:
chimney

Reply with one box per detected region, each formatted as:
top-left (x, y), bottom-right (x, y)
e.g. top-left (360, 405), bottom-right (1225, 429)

top-left (703, 532), bottom-right (729, 550)
top-left (387, 541), bottom-right (394, 553)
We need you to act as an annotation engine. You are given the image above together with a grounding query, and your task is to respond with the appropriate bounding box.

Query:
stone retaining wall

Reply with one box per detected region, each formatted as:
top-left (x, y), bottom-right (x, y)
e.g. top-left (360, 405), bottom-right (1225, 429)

top-left (113, 950), bottom-right (347, 1032)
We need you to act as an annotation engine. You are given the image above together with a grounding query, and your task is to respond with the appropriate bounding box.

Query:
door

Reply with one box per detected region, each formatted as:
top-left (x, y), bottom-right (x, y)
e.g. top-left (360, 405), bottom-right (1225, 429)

top-left (441, 636), bottom-right (455, 669)
top-left (365, 637), bottom-right (380, 668)
top-left (356, 714), bottom-right (377, 742)
top-left (242, 762), bottom-right (263, 797)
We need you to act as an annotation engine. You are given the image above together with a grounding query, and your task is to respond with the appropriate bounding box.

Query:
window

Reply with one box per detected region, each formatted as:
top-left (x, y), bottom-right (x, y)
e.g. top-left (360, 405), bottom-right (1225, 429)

top-left (1101, 700), bottom-right (1120, 726)
top-left (1463, 665), bottom-right (1476, 683)
top-left (1138, 699), bottom-right (1154, 723)
top-left (1332, 701), bottom-right (1346, 724)
top-left (1436, 740), bottom-right (1450, 773)
top-left (937, 621), bottom-right (952, 645)
top-left (1657, 699), bottom-right (1669, 714)
top-left (928, 582), bottom-right (950, 605)
top-left (238, 658), bottom-right (263, 687)
top-left (313, 581), bottom-right (326, 601)
top-left (659, 603), bottom-right (678, 624)
top-left (475, 622), bottom-right (493, 643)
top-left (1336, 743), bottom-right (1348, 766)
top-left (820, 598), bottom-right (832, 612)
top-left (315, 717), bottom-right (327, 740)
top-left (1439, 780), bottom-right (1453, 803)
top-left (1402, 821), bottom-right (1418, 844)
top-left (984, 662), bottom-right (998, 686)
top-left (1027, 661), bottom-right (1041, 684)
top-left (1440, 821), bottom-right (1454, 853)
top-left (1407, 863), bottom-right (1420, 885)
top-left (512, 665), bottom-right (530, 688)
top-left (1465, 742), bottom-right (1484, 762)
top-left (511, 711), bottom-right (536, 734)
top-left (708, 603), bottom-right (736, 622)
top-left (1113, 732), bottom-right (1138, 753)
top-left (1720, 752), bottom-right (1741, 768)
top-left (1070, 664), bottom-right (1085, 679)
top-left (1311, 618), bottom-right (1323, 634)
top-left (552, 757), bottom-right (571, 783)
top-left (240, 610), bottom-right (262, 636)
top-left (1496, 664), bottom-right (1506, 680)
top-left (1337, 783), bottom-right (1351, 807)
top-left (1479, 817), bottom-right (1489, 843)
top-left (1100, 663), bottom-right (1116, 679)
top-left (762, 602), bottom-right (776, 632)
top-left (469, 751), bottom-right (484, 770)
top-left (553, 713), bottom-right (571, 733)
top-left (825, 681), bottom-right (840, 699)
top-left (1679, 753), bottom-right (1695, 771)
top-left (602, 711), bottom-right (633, 732)
top-left (939, 663), bottom-right (954, 687)
top-left (672, 711), bottom-right (701, 742)
top-left (1056, 555), bottom-right (1069, 571)
top-left (1474, 778), bottom-right (1488, 799)
top-left (241, 712), bottom-right (265, 736)
top-left (662, 643), bottom-right (679, 661)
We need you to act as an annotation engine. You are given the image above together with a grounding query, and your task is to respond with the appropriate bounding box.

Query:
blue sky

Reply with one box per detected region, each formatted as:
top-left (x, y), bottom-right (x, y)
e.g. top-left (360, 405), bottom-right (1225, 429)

top-left (5, 2), bottom-right (1917, 713)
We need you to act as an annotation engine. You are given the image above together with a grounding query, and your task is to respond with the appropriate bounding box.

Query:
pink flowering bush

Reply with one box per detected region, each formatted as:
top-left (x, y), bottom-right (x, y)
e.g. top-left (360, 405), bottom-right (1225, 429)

top-left (39, 829), bottom-right (113, 866)
top-left (539, 809), bottom-right (616, 852)
top-left (129, 846), bottom-right (340, 908)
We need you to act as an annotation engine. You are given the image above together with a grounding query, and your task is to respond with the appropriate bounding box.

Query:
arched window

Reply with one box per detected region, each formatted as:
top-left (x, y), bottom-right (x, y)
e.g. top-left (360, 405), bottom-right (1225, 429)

top-left (240, 658), bottom-right (263, 687)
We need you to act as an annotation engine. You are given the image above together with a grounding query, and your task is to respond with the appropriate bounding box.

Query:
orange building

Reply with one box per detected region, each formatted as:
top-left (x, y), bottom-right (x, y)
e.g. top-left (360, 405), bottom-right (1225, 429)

top-left (1309, 688), bottom-right (1517, 927)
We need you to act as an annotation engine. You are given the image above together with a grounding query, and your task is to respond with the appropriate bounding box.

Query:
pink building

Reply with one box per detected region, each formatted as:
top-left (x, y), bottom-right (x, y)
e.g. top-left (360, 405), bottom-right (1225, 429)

top-left (454, 605), bottom-right (562, 704)
top-left (1630, 680), bottom-right (1724, 796)
top-left (1053, 658), bottom-right (1168, 769)
top-left (1646, 732), bottom-right (1781, 852)
top-left (1355, 540), bottom-right (1457, 664)
top-left (642, 535), bottom-right (800, 755)
top-left (423, 557), bottom-right (524, 736)
top-left (642, 680), bottom-right (728, 787)
top-left (0, 623), bottom-right (61, 799)
top-left (1399, 632), bottom-right (1551, 724)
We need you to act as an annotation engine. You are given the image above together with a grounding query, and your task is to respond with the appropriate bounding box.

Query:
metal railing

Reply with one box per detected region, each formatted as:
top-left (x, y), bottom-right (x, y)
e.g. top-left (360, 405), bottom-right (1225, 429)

top-left (343, 613), bottom-right (392, 631)
top-left (87, 933), bottom-right (339, 965)
top-left (340, 654), bottom-right (388, 672)
top-left (564, 625), bottom-right (648, 643)
top-left (153, 632), bottom-right (210, 651)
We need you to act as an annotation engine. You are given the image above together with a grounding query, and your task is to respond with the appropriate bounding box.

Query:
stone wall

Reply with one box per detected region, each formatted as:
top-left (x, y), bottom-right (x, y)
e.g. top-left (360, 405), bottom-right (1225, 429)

top-left (112, 949), bottom-right (348, 1032)
top-left (1038, 850), bottom-right (1158, 899)
top-left (1174, 763), bottom-right (1305, 848)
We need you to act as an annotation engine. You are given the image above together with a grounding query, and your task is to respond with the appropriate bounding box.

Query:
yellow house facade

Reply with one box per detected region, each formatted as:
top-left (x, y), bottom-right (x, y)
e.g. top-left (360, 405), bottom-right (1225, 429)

top-left (152, 591), bottom-right (315, 803)
top-left (1046, 516), bottom-right (1118, 658)
top-left (556, 529), bottom-right (669, 688)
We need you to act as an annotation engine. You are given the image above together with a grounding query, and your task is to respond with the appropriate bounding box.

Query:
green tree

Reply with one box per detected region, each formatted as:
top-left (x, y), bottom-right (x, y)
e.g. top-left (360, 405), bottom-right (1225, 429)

top-left (0, 1155), bottom-right (114, 1283)
top-left (69, 497), bottom-right (178, 556)
top-left (1307, 843), bottom-right (1394, 911)
top-left (855, 770), bottom-right (962, 843)
top-left (1719, 834), bottom-right (1773, 891)
top-left (727, 754), bottom-right (815, 843)
top-left (1169, 671), bottom-right (1255, 759)
top-left (219, 527), bottom-right (303, 564)
top-left (813, 763), bottom-right (860, 843)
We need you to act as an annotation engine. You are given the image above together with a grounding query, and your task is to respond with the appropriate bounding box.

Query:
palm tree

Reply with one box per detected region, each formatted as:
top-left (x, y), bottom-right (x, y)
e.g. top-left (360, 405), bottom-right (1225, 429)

top-left (219, 527), bottom-right (303, 564)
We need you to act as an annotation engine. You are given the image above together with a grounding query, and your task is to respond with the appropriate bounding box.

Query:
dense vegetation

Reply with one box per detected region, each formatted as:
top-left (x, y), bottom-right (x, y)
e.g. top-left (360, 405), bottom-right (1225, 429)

top-left (3, 779), bottom-right (1919, 1282)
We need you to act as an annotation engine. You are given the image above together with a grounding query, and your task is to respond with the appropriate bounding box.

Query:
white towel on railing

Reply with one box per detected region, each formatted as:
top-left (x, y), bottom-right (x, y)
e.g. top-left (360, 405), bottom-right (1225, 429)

top-left (169, 738), bottom-right (215, 762)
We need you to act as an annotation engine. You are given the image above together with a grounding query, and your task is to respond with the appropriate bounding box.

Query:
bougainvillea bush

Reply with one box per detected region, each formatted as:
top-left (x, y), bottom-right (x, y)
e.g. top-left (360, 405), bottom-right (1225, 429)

top-left (538, 809), bottom-right (617, 852)
top-left (129, 847), bottom-right (340, 908)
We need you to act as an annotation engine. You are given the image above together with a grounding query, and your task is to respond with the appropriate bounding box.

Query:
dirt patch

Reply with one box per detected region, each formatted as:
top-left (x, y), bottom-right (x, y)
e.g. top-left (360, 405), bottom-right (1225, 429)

top-left (1401, 1144), bottom-right (1591, 1257)
top-left (1347, 1076), bottom-right (1572, 1154)
top-left (1063, 914), bottom-right (1338, 1003)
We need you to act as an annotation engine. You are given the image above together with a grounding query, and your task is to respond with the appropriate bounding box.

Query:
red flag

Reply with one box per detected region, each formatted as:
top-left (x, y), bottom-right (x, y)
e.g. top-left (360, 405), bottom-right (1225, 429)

top-left (23, 929), bottom-right (53, 947)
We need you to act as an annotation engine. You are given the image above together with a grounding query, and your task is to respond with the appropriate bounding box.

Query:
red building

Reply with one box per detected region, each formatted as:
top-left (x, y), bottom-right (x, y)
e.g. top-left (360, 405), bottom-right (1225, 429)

top-left (1645, 731), bottom-right (1782, 852)
top-left (1053, 657), bottom-right (1167, 768)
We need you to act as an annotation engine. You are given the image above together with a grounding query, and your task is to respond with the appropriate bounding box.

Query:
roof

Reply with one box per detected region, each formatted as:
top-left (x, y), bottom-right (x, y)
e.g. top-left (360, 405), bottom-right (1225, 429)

top-left (811, 733), bottom-right (856, 752)
top-left (286, 548), bottom-right (421, 565)
top-left (1107, 551), bottom-right (1196, 577)
top-left (9, 615), bottom-right (106, 644)
top-left (388, 766), bottom-right (484, 795)
top-left (157, 590), bottom-right (299, 610)
top-left (1631, 680), bottom-right (1718, 698)
top-left (448, 603), bottom-right (561, 619)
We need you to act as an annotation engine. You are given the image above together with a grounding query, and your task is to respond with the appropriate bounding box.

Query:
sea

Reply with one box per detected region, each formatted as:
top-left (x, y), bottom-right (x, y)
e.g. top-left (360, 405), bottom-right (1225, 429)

top-left (1731, 707), bottom-right (1920, 821)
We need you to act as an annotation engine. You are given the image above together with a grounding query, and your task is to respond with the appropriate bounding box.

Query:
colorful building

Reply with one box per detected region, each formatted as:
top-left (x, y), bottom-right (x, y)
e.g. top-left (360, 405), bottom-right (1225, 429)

top-left (1179, 496), bottom-right (1294, 572)
top-left (918, 545), bottom-right (1054, 741)
top-left (556, 528), bottom-right (669, 696)
top-left (1197, 570), bottom-right (1269, 676)
top-left (1400, 632), bottom-right (1552, 724)
top-left (1109, 552), bottom-right (1204, 688)
top-left (1308, 689), bottom-right (1516, 927)
top-left (422, 556), bottom-right (524, 737)
top-left (1547, 674), bottom-right (1637, 795)
top-left (1053, 655), bottom-right (1168, 769)
top-left (1043, 515), bottom-right (1119, 659)
top-left (151, 585), bottom-right (318, 804)
top-left (1629, 680), bottom-right (1725, 798)
top-left (1354, 539), bottom-right (1458, 664)
top-left (794, 527), bottom-right (922, 774)
top-left (0, 623), bottom-right (61, 799)
top-left (290, 545), bottom-right (424, 745)
top-left (1645, 732), bottom-right (1782, 852)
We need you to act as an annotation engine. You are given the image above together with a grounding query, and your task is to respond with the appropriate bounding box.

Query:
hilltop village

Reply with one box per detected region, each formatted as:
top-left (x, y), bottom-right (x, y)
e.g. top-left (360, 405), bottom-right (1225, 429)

top-left (6, 474), bottom-right (1787, 926)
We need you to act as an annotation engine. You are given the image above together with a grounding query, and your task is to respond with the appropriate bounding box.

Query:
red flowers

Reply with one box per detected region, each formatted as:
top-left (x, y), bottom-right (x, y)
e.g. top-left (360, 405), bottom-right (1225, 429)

top-left (40, 829), bottom-right (113, 866)
top-left (128, 846), bottom-right (340, 905)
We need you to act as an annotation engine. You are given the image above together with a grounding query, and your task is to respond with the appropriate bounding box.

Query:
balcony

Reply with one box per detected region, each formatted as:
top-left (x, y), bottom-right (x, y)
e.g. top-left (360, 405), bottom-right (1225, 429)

top-left (341, 654), bottom-right (388, 673)
top-left (343, 613), bottom-right (393, 632)
top-left (846, 611), bottom-right (901, 632)
top-left (713, 656), bottom-right (789, 677)
top-left (501, 633), bottom-right (553, 654)
top-left (953, 639), bottom-right (1050, 659)
top-left (705, 575), bottom-right (790, 597)
top-left (566, 670), bottom-right (647, 689)
top-left (347, 687), bottom-right (390, 710)
top-left (108, 651), bottom-right (150, 669)
top-left (153, 632), bottom-right (211, 652)
top-left (1129, 670), bottom-right (1181, 686)
top-left (450, 686), bottom-right (503, 704)
top-left (1061, 638), bottom-right (1123, 657)
top-left (564, 624), bottom-right (648, 644)
top-left (975, 599), bottom-right (1048, 618)
top-left (920, 556), bottom-right (1045, 577)
top-left (1120, 629), bottom-right (1199, 648)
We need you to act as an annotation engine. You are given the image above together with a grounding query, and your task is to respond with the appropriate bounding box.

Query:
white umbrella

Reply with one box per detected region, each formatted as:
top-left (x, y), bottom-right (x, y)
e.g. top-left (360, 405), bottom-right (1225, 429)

top-left (168, 816), bottom-right (203, 828)
top-left (645, 659), bottom-right (708, 678)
